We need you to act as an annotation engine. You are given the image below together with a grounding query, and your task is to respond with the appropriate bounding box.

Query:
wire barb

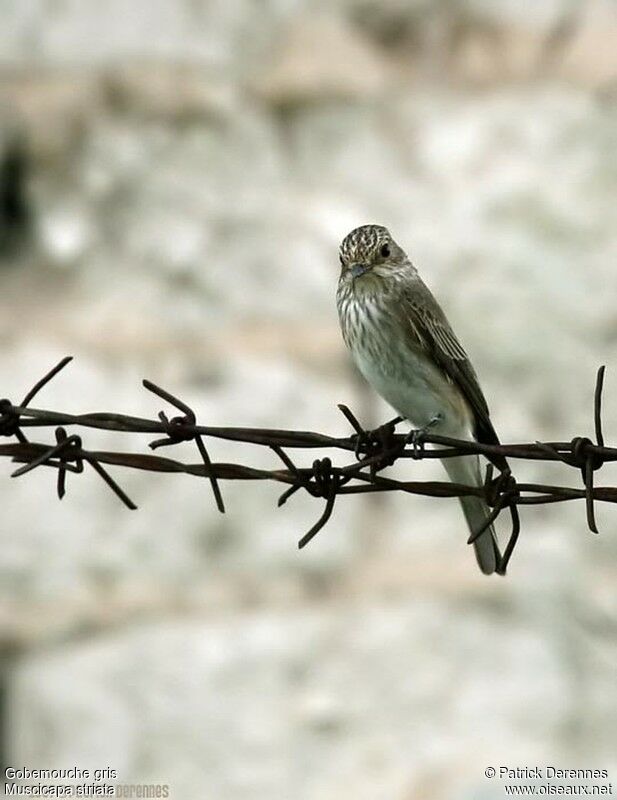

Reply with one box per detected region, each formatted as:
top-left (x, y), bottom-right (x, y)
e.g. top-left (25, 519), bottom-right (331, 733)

top-left (338, 405), bottom-right (403, 475)
top-left (143, 378), bottom-right (225, 513)
top-left (595, 365), bottom-right (605, 448)
top-left (297, 458), bottom-right (345, 549)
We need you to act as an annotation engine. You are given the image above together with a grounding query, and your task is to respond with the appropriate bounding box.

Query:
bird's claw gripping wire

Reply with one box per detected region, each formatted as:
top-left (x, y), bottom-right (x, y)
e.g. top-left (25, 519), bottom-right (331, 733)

top-left (407, 412), bottom-right (443, 460)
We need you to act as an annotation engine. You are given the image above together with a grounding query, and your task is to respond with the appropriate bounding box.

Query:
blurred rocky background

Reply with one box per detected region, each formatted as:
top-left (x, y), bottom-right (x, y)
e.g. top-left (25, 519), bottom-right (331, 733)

top-left (1, 1), bottom-right (617, 798)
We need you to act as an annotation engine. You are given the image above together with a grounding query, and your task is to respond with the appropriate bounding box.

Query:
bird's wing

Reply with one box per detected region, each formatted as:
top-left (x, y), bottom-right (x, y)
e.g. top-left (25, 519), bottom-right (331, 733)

top-left (400, 281), bottom-right (500, 449)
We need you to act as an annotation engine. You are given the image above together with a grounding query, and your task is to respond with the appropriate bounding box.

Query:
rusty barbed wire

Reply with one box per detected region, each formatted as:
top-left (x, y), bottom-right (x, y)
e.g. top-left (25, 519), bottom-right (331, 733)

top-left (1, 357), bottom-right (616, 574)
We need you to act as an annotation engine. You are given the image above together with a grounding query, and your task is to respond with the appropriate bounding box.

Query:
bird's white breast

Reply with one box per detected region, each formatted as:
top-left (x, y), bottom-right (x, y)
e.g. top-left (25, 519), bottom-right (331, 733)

top-left (339, 293), bottom-right (472, 438)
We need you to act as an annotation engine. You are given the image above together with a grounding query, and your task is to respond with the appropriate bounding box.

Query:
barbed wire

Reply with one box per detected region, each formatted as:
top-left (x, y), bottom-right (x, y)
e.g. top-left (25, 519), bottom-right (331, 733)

top-left (1, 357), bottom-right (615, 575)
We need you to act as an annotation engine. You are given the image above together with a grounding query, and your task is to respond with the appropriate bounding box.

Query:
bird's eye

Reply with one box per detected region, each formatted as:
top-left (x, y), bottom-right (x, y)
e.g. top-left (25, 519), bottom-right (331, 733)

top-left (380, 244), bottom-right (391, 258)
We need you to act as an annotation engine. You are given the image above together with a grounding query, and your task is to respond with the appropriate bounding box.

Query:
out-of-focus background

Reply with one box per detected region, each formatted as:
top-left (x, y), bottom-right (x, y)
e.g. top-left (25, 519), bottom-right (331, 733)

top-left (1, 1), bottom-right (617, 798)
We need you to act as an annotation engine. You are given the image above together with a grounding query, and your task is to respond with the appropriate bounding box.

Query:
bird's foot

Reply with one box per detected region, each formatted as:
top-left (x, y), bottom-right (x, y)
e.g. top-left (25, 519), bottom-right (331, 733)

top-left (407, 413), bottom-right (443, 459)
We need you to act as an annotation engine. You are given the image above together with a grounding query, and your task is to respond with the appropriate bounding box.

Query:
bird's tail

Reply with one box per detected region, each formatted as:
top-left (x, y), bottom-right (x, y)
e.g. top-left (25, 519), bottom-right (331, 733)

top-left (442, 454), bottom-right (501, 575)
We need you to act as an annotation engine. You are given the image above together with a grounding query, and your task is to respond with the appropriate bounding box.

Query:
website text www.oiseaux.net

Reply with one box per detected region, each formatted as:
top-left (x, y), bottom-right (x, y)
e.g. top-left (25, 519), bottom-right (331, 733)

top-left (485, 767), bottom-right (612, 796)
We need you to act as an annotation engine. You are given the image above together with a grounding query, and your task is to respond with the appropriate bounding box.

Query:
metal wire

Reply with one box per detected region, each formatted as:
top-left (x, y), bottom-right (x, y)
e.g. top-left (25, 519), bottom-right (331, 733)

top-left (1, 358), bottom-right (615, 574)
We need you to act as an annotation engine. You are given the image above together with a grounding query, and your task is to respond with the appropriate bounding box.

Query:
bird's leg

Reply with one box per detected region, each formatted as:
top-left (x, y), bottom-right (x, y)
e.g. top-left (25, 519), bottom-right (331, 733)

top-left (407, 412), bottom-right (443, 459)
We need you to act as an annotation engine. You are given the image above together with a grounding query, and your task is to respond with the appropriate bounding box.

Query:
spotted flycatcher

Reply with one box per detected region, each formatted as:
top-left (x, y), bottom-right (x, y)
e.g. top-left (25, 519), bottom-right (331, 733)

top-left (337, 224), bottom-right (507, 575)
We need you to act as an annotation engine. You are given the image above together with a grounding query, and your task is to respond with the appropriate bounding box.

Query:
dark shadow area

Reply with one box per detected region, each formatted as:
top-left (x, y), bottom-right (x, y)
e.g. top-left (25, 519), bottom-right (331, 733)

top-left (0, 135), bottom-right (32, 260)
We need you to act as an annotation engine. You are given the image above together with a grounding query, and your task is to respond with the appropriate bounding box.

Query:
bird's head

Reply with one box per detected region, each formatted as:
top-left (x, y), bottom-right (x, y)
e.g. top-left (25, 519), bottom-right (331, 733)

top-left (338, 224), bottom-right (408, 289)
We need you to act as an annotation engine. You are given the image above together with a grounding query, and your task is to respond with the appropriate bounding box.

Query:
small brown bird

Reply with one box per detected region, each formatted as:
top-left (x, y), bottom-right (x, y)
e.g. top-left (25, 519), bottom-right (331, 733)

top-left (336, 224), bottom-right (506, 575)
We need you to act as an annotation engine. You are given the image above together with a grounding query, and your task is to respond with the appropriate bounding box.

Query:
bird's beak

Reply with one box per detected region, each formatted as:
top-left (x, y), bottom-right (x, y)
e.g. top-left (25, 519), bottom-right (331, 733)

top-left (350, 263), bottom-right (370, 279)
